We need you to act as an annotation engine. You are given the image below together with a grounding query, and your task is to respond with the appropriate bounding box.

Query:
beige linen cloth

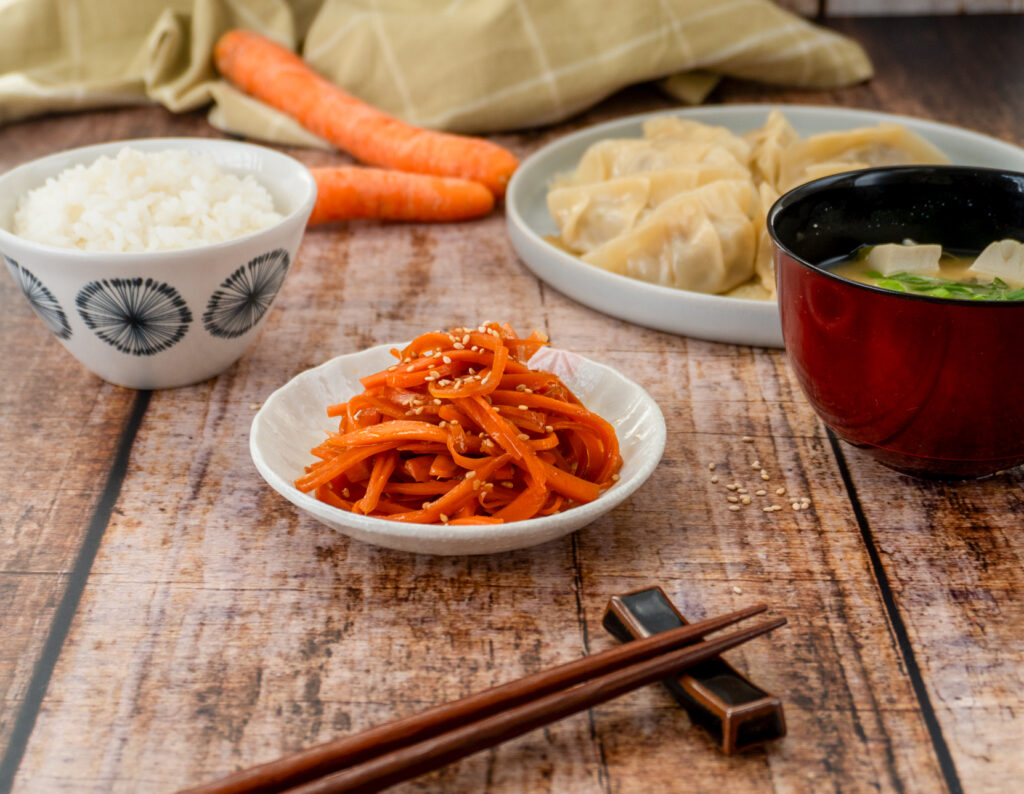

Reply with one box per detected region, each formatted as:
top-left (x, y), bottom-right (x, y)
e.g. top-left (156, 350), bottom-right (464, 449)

top-left (0, 0), bottom-right (872, 144)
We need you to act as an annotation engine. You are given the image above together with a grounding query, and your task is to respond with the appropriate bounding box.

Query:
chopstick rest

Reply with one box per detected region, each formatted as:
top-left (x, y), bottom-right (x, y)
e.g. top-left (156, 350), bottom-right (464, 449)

top-left (603, 586), bottom-right (785, 754)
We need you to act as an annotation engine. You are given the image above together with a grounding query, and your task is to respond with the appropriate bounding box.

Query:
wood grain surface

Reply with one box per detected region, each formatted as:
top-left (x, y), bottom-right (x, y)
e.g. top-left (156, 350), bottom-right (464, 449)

top-left (1, 15), bottom-right (1022, 794)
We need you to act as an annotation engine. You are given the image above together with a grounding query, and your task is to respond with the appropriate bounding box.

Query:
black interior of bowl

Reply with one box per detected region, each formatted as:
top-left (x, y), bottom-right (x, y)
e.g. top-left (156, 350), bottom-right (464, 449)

top-left (768, 166), bottom-right (1024, 266)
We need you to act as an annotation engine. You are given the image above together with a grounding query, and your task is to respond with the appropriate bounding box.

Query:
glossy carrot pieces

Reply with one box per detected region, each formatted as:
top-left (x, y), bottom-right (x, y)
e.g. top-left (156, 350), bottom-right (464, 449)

top-left (296, 323), bottom-right (623, 525)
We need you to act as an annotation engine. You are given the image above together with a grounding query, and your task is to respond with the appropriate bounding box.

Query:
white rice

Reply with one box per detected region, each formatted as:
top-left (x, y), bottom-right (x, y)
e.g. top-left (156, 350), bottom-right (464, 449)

top-left (13, 147), bottom-right (283, 252)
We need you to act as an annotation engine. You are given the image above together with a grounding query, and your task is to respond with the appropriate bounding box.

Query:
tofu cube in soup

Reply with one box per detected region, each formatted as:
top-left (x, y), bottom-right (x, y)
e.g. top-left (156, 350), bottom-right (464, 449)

top-left (866, 243), bottom-right (942, 276)
top-left (968, 239), bottom-right (1024, 286)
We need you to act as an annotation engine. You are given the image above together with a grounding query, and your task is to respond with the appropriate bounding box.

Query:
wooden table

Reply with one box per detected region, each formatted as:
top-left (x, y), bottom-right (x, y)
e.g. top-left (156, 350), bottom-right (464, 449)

top-left (1, 15), bottom-right (1022, 794)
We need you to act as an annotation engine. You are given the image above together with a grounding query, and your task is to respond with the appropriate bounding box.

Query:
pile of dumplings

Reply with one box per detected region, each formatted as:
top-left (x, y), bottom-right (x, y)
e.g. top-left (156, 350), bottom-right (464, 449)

top-left (547, 109), bottom-right (949, 300)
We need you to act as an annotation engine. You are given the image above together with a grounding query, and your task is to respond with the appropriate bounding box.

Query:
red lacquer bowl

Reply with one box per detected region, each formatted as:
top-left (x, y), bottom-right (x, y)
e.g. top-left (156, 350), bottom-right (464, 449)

top-left (768, 166), bottom-right (1024, 478)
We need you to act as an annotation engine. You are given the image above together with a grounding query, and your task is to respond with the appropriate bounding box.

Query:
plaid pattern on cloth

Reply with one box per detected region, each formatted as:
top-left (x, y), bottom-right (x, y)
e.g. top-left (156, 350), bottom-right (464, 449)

top-left (0, 0), bottom-right (871, 142)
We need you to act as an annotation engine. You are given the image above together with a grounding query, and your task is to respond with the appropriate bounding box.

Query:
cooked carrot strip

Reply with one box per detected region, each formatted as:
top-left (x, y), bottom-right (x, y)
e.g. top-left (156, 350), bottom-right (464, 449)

top-left (297, 323), bottom-right (623, 525)
top-left (382, 481), bottom-right (458, 496)
top-left (539, 459), bottom-right (601, 504)
top-left (493, 476), bottom-right (548, 522)
top-left (355, 450), bottom-right (397, 514)
top-left (296, 441), bottom-right (395, 492)
top-left (214, 30), bottom-right (518, 198)
top-left (429, 454), bottom-right (459, 479)
top-left (429, 345), bottom-right (509, 399)
top-left (402, 455), bottom-right (434, 482)
top-left (333, 421), bottom-right (448, 447)
top-left (455, 395), bottom-right (547, 487)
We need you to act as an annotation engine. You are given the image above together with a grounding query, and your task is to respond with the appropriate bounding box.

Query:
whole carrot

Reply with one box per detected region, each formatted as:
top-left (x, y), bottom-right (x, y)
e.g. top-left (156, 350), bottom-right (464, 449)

top-left (214, 29), bottom-right (519, 198)
top-left (308, 166), bottom-right (494, 223)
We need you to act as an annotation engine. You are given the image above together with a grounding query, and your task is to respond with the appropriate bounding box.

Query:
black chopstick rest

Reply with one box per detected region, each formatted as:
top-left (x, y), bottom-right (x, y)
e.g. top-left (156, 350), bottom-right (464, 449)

top-left (602, 587), bottom-right (785, 754)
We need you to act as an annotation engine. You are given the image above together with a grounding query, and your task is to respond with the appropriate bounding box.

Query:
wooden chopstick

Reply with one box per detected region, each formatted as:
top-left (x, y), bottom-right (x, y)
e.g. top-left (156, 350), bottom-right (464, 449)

top-left (286, 616), bottom-right (786, 794)
top-left (182, 604), bottom-right (775, 794)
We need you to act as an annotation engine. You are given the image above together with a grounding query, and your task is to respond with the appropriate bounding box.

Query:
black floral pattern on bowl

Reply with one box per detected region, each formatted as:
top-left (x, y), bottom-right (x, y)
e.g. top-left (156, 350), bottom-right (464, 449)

top-left (4, 253), bottom-right (72, 340)
top-left (76, 277), bottom-right (192, 356)
top-left (203, 248), bottom-right (291, 339)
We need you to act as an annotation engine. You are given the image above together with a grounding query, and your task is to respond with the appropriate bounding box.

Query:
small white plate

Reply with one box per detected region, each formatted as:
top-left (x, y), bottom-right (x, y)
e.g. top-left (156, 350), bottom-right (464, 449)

top-left (506, 104), bottom-right (1024, 347)
top-left (250, 344), bottom-right (666, 555)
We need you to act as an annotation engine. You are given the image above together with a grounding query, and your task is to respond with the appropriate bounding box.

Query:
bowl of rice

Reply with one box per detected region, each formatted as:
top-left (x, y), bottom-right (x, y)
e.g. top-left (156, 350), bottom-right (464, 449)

top-left (0, 137), bottom-right (317, 389)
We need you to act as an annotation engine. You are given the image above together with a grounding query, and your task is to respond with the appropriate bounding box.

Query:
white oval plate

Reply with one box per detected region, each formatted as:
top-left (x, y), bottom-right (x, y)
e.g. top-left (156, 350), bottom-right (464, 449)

top-left (250, 344), bottom-right (666, 555)
top-left (506, 104), bottom-right (1024, 348)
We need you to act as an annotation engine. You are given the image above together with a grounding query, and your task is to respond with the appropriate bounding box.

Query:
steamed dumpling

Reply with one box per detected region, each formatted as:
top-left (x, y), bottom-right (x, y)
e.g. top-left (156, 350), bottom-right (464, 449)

top-left (547, 177), bottom-right (649, 254)
top-left (745, 108), bottom-right (799, 192)
top-left (752, 181), bottom-right (781, 295)
top-left (548, 164), bottom-right (750, 254)
top-left (642, 117), bottom-right (752, 165)
top-left (558, 122), bottom-right (750, 187)
top-left (581, 180), bottom-right (758, 294)
top-left (778, 124), bottom-right (950, 191)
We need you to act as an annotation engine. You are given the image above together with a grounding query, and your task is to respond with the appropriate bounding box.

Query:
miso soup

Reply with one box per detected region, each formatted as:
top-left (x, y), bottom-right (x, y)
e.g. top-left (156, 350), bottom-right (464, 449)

top-left (826, 240), bottom-right (1024, 301)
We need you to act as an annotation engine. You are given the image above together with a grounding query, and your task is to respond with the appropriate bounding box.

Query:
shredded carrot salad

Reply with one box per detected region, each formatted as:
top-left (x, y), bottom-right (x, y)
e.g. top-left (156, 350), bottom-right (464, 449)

top-left (295, 323), bottom-right (623, 525)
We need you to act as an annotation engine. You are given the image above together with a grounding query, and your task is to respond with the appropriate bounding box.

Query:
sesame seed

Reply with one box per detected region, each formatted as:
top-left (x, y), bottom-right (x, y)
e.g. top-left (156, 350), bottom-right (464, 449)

top-left (433, 398), bottom-right (442, 405)
top-left (727, 496), bottom-right (739, 503)
top-left (737, 488), bottom-right (748, 494)
top-left (611, 473), bottom-right (620, 481)
top-left (728, 505), bottom-right (741, 512)
top-left (501, 481), bottom-right (514, 488)
top-left (742, 436), bottom-right (754, 442)
top-left (518, 404), bottom-right (528, 410)
top-left (439, 513), bottom-right (449, 523)
top-left (453, 342), bottom-right (465, 350)
top-left (741, 496), bottom-right (751, 505)
top-left (517, 433), bottom-right (529, 440)
top-left (732, 585), bottom-right (743, 594)
top-left (708, 463), bottom-right (716, 471)
top-left (726, 484), bottom-right (738, 492)
top-left (760, 471), bottom-right (770, 481)
top-left (442, 356), bottom-right (452, 364)
top-left (762, 506), bottom-right (774, 512)
top-left (406, 365), bottom-right (415, 372)
top-left (776, 487), bottom-right (786, 496)
top-left (462, 334), bottom-right (470, 344)
top-left (472, 480), bottom-right (482, 490)
top-left (422, 502), bottom-right (430, 509)
top-left (751, 461), bottom-right (761, 470)
top-left (710, 475), bottom-right (719, 484)
top-left (341, 488), bottom-right (350, 498)
top-left (755, 489), bottom-right (766, 496)
top-left (387, 365), bottom-right (397, 372)
top-left (544, 425), bottom-right (554, 433)
top-left (465, 470), bottom-right (476, 479)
